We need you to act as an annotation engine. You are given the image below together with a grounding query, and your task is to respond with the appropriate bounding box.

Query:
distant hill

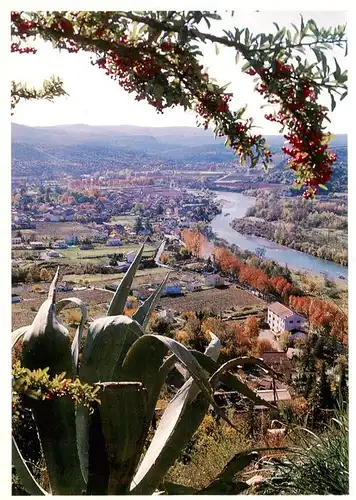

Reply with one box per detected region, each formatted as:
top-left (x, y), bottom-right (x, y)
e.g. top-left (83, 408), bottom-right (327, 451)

top-left (11, 123), bottom-right (347, 178)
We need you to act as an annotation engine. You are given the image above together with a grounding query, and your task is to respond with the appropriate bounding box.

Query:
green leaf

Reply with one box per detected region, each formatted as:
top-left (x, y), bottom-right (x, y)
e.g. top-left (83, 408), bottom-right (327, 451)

top-left (98, 382), bottom-right (148, 494)
top-left (190, 351), bottom-right (278, 409)
top-left (241, 61), bottom-right (251, 72)
top-left (12, 437), bottom-right (48, 495)
top-left (56, 297), bottom-right (87, 375)
top-left (107, 244), bottom-right (144, 316)
top-left (132, 273), bottom-right (170, 331)
top-left (331, 93), bottom-right (336, 111)
top-left (318, 184), bottom-right (328, 190)
top-left (130, 334), bottom-right (221, 495)
top-left (235, 51), bottom-right (240, 64)
top-left (215, 43), bottom-right (219, 55)
top-left (340, 91), bottom-right (347, 101)
top-left (200, 450), bottom-right (258, 494)
top-left (334, 57), bottom-right (341, 79)
top-left (80, 316), bottom-right (142, 384)
top-left (12, 325), bottom-right (29, 348)
top-left (162, 481), bottom-right (197, 494)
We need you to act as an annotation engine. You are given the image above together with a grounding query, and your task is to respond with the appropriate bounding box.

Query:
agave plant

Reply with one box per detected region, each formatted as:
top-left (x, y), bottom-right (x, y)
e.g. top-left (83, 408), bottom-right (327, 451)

top-left (12, 245), bottom-right (278, 495)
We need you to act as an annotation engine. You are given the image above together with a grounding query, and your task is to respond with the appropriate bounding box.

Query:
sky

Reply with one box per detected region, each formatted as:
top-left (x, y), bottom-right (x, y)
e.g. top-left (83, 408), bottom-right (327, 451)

top-left (11, 10), bottom-right (348, 134)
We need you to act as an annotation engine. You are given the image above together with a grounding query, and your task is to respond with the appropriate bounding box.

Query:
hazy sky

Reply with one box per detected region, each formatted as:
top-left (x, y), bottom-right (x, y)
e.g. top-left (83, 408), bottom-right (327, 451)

top-left (11, 10), bottom-right (348, 133)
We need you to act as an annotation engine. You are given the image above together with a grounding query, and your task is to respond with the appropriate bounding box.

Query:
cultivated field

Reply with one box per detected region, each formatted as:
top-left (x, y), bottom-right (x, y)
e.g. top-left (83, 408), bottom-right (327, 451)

top-left (160, 286), bottom-right (265, 314)
top-left (13, 222), bottom-right (99, 239)
top-left (109, 215), bottom-right (136, 226)
top-left (59, 244), bottom-right (156, 261)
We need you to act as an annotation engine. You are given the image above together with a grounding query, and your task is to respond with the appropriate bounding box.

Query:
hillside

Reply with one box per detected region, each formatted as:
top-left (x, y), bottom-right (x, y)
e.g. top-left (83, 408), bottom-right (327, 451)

top-left (11, 123), bottom-right (347, 181)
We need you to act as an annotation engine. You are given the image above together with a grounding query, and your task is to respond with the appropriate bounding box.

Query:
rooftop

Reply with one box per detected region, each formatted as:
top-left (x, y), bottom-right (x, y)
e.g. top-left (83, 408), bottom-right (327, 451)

top-left (268, 302), bottom-right (295, 319)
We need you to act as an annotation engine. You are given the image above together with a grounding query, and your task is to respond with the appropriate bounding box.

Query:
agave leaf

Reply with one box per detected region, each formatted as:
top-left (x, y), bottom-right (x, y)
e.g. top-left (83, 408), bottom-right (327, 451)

top-left (199, 450), bottom-right (258, 494)
top-left (132, 272), bottom-right (170, 331)
top-left (190, 351), bottom-right (277, 409)
top-left (130, 333), bottom-right (221, 495)
top-left (107, 245), bottom-right (144, 316)
top-left (12, 436), bottom-right (48, 495)
top-left (79, 315), bottom-right (143, 384)
top-left (162, 481), bottom-right (197, 494)
top-left (98, 383), bottom-right (148, 494)
top-left (12, 326), bottom-right (30, 348)
top-left (56, 297), bottom-right (87, 374)
top-left (125, 334), bottom-right (224, 417)
top-left (21, 273), bottom-right (84, 495)
top-left (78, 316), bottom-right (143, 492)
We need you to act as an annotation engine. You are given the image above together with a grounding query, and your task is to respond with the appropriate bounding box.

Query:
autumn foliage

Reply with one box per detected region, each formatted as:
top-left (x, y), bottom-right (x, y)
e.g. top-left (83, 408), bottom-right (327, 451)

top-left (289, 295), bottom-right (347, 343)
top-left (181, 230), bottom-right (209, 257)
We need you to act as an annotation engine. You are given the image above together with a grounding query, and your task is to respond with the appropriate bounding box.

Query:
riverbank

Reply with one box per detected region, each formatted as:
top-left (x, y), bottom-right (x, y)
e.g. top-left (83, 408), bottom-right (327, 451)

top-left (231, 217), bottom-right (348, 267)
top-left (207, 190), bottom-right (348, 280)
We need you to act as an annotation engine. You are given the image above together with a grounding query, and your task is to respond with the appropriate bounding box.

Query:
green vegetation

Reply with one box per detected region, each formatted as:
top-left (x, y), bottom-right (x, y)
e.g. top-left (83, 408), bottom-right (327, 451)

top-left (232, 191), bottom-right (347, 265)
top-left (256, 408), bottom-right (348, 495)
top-left (12, 249), bottom-right (279, 495)
top-left (60, 244), bottom-right (155, 261)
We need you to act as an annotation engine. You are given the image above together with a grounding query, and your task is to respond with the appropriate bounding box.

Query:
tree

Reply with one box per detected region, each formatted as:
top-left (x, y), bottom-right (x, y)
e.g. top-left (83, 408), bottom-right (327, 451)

top-left (39, 268), bottom-right (50, 282)
top-left (11, 11), bottom-right (347, 198)
top-left (244, 316), bottom-right (260, 339)
top-left (255, 247), bottom-right (266, 260)
top-left (133, 216), bottom-right (144, 234)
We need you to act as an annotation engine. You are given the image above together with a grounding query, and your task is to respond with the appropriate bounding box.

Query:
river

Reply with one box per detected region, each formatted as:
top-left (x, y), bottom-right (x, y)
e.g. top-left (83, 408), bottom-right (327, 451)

top-left (208, 190), bottom-right (348, 281)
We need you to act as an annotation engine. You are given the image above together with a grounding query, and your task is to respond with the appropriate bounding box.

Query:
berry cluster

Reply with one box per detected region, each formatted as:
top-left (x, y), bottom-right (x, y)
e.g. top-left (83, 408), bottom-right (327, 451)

top-left (11, 42), bottom-right (37, 54)
top-left (196, 92), bottom-right (232, 128)
top-left (249, 59), bottom-right (337, 198)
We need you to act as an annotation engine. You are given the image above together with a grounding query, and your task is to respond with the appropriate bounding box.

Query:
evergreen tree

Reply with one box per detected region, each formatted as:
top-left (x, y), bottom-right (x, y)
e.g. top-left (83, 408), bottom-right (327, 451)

top-left (133, 216), bottom-right (144, 234)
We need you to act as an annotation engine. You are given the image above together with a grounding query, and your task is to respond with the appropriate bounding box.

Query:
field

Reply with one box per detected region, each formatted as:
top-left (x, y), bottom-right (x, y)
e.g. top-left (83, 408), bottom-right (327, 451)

top-left (109, 215), bottom-right (136, 226)
top-left (13, 222), bottom-right (99, 239)
top-left (160, 286), bottom-right (265, 314)
top-left (63, 266), bottom-right (169, 285)
top-left (12, 287), bottom-right (115, 330)
top-left (59, 243), bottom-right (156, 261)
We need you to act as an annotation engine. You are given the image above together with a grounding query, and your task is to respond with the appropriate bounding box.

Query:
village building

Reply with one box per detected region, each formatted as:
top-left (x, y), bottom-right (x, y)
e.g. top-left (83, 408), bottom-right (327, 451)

top-left (260, 351), bottom-right (292, 377)
top-left (266, 302), bottom-right (304, 333)
top-left (12, 237), bottom-right (22, 246)
top-left (52, 240), bottom-right (68, 249)
top-left (186, 282), bottom-right (202, 292)
top-left (205, 274), bottom-right (225, 287)
top-left (29, 241), bottom-right (45, 250)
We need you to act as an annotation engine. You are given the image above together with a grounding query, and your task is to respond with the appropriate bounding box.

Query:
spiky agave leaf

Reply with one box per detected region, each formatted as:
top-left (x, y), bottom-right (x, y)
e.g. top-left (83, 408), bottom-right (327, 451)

top-left (77, 314), bottom-right (143, 490)
top-left (132, 272), bottom-right (170, 331)
top-left (190, 351), bottom-right (278, 409)
top-left (20, 269), bottom-right (85, 495)
top-left (130, 333), bottom-right (221, 495)
top-left (107, 245), bottom-right (144, 316)
top-left (199, 450), bottom-right (258, 494)
top-left (12, 437), bottom-right (48, 495)
top-left (55, 297), bottom-right (87, 375)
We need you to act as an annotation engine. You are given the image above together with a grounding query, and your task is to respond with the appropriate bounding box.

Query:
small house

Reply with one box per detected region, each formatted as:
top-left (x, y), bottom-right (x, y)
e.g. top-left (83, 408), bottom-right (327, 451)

top-left (12, 294), bottom-right (22, 304)
top-left (12, 237), bottom-right (22, 246)
top-left (29, 241), bottom-right (45, 250)
top-left (126, 251), bottom-right (137, 263)
top-left (47, 251), bottom-right (61, 258)
top-left (132, 289), bottom-right (153, 301)
top-left (256, 388), bottom-right (292, 407)
top-left (53, 241), bottom-right (68, 249)
top-left (261, 351), bottom-right (291, 376)
top-left (186, 282), bottom-right (202, 292)
top-left (106, 238), bottom-right (122, 247)
top-left (267, 302), bottom-right (304, 333)
top-left (205, 274), bottom-right (225, 288)
top-left (162, 283), bottom-right (182, 296)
